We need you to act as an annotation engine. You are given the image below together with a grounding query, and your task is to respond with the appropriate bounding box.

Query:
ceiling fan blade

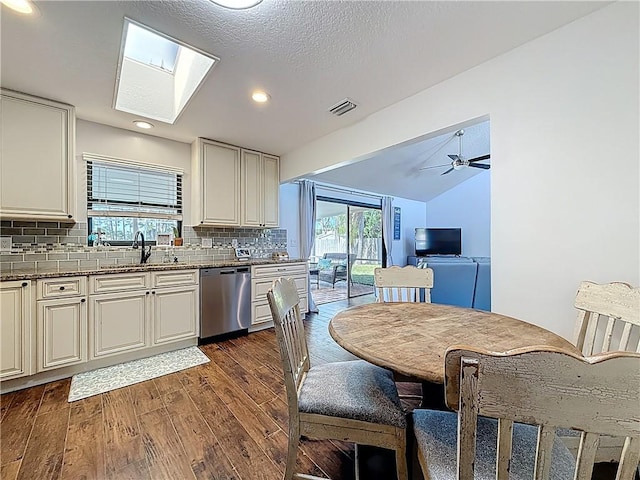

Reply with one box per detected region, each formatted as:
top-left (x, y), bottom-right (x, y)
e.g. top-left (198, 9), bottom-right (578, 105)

top-left (468, 154), bottom-right (491, 163)
top-left (468, 163), bottom-right (490, 170)
top-left (448, 154), bottom-right (459, 161)
top-left (419, 163), bottom-right (451, 171)
top-left (440, 167), bottom-right (454, 175)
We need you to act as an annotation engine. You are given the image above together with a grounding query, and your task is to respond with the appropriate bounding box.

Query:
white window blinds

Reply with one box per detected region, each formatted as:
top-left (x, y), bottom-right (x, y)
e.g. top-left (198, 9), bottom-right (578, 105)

top-left (85, 154), bottom-right (183, 220)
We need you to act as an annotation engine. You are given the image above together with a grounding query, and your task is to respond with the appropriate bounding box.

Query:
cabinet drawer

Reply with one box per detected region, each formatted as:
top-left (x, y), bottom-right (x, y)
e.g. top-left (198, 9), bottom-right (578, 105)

top-left (90, 272), bottom-right (149, 294)
top-left (252, 293), bottom-right (307, 325)
top-left (252, 275), bottom-right (306, 302)
top-left (252, 302), bottom-right (273, 326)
top-left (37, 276), bottom-right (86, 299)
top-left (151, 270), bottom-right (199, 288)
top-left (252, 262), bottom-right (307, 278)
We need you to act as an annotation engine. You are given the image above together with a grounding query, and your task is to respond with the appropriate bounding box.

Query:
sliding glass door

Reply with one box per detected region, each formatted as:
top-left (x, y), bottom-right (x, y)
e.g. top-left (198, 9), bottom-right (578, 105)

top-left (348, 205), bottom-right (381, 298)
top-left (312, 199), bottom-right (382, 303)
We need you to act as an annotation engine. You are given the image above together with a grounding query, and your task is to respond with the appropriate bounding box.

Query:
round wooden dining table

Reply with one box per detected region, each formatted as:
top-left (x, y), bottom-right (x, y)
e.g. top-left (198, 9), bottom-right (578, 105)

top-left (329, 302), bottom-right (580, 385)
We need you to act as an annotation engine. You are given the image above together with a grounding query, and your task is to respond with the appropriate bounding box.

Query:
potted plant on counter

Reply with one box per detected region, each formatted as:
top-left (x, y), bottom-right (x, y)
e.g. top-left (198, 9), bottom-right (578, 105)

top-left (172, 227), bottom-right (183, 246)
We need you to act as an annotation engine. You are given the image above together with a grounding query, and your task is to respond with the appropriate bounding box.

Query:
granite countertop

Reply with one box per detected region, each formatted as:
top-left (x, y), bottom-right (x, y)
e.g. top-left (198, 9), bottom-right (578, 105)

top-left (0, 258), bottom-right (308, 282)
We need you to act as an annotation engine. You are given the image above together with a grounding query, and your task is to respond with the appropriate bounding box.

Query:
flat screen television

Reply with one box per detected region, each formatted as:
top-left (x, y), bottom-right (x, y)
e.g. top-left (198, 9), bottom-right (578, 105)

top-left (415, 228), bottom-right (462, 256)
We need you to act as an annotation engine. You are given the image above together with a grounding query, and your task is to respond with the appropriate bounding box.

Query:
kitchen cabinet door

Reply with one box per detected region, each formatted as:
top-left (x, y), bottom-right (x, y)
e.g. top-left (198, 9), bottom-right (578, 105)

top-left (0, 280), bottom-right (32, 380)
top-left (241, 149), bottom-right (262, 227)
top-left (151, 285), bottom-right (199, 344)
top-left (262, 154), bottom-right (280, 227)
top-left (37, 296), bottom-right (86, 371)
top-left (0, 90), bottom-right (75, 221)
top-left (90, 290), bottom-right (148, 358)
top-left (241, 150), bottom-right (279, 227)
top-left (192, 139), bottom-right (241, 226)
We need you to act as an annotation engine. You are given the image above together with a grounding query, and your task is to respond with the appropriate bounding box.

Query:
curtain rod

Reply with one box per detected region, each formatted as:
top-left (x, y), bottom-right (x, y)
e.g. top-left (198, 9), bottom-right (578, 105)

top-left (300, 180), bottom-right (385, 201)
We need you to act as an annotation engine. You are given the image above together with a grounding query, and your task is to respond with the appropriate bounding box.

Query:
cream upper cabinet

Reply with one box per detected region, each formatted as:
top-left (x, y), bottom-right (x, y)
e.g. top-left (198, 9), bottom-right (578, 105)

top-left (241, 149), bottom-right (279, 228)
top-left (262, 154), bottom-right (280, 227)
top-left (192, 138), bottom-right (241, 226)
top-left (0, 280), bottom-right (32, 380)
top-left (0, 89), bottom-right (75, 221)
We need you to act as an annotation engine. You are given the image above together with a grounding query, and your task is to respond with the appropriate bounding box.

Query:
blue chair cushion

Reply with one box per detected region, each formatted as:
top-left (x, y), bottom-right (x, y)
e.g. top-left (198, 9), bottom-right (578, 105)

top-left (317, 258), bottom-right (332, 270)
top-left (299, 360), bottom-right (407, 428)
top-left (413, 410), bottom-right (576, 479)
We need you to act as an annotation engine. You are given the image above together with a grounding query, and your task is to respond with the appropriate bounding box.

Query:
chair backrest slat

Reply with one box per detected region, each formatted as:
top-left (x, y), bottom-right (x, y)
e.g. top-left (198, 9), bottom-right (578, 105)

top-left (534, 425), bottom-right (555, 480)
top-left (267, 277), bottom-right (310, 416)
top-left (574, 432), bottom-right (600, 480)
top-left (617, 437), bottom-right (640, 478)
top-left (444, 346), bottom-right (640, 480)
top-left (457, 357), bottom-right (479, 480)
top-left (619, 321), bottom-right (633, 351)
top-left (573, 281), bottom-right (640, 355)
top-left (496, 418), bottom-right (513, 480)
top-left (374, 266), bottom-right (433, 304)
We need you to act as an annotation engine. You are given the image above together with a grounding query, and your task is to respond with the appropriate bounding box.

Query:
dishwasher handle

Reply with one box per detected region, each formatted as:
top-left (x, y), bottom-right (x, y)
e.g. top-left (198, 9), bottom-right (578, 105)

top-left (219, 270), bottom-right (236, 275)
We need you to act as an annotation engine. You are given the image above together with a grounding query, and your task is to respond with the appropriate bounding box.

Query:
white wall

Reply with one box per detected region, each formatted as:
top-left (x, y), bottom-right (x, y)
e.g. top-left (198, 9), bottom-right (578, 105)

top-left (426, 171), bottom-right (490, 258)
top-left (75, 119), bottom-right (192, 222)
top-left (280, 3), bottom-right (639, 340)
top-left (392, 196), bottom-right (427, 266)
top-left (278, 182), bottom-right (300, 258)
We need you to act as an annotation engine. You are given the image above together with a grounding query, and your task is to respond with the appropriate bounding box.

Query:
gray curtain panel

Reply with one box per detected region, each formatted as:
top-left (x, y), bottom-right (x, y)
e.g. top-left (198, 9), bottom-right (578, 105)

top-left (382, 196), bottom-right (394, 266)
top-left (299, 180), bottom-right (318, 313)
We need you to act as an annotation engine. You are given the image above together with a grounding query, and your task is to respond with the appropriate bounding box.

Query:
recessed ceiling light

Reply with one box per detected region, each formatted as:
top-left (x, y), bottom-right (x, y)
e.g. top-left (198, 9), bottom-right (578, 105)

top-left (252, 91), bottom-right (270, 103)
top-left (210, 0), bottom-right (263, 9)
top-left (133, 120), bottom-right (154, 129)
top-left (1, 0), bottom-right (34, 14)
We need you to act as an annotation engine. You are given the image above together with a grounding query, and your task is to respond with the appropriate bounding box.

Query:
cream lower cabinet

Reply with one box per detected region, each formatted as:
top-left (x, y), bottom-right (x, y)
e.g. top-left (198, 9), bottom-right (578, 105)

top-left (89, 272), bottom-right (150, 359)
top-left (150, 270), bottom-right (199, 344)
top-left (36, 276), bottom-right (87, 371)
top-left (89, 270), bottom-right (199, 359)
top-left (250, 262), bottom-right (308, 331)
top-left (90, 290), bottom-right (148, 358)
top-left (0, 280), bottom-right (32, 380)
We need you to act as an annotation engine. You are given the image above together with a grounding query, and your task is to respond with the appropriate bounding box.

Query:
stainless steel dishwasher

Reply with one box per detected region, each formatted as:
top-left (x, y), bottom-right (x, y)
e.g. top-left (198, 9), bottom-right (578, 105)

top-left (199, 266), bottom-right (251, 343)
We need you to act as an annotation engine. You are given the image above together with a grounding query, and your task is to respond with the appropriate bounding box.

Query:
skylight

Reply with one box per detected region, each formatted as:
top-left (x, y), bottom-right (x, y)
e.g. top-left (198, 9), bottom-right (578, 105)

top-left (124, 22), bottom-right (179, 73)
top-left (114, 19), bottom-right (219, 124)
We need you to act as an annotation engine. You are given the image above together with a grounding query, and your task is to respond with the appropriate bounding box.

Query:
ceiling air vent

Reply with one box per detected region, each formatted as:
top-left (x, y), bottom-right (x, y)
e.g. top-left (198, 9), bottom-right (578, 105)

top-left (329, 98), bottom-right (358, 116)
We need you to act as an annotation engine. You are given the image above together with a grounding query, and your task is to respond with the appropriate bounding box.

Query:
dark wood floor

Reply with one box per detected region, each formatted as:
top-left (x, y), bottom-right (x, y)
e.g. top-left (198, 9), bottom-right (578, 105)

top-left (0, 296), bottom-right (376, 480)
top-left (0, 294), bottom-right (624, 480)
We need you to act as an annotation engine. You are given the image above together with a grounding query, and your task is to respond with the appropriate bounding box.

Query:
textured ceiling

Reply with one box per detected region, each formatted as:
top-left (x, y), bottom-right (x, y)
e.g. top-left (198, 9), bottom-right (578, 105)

top-left (1, 0), bottom-right (607, 159)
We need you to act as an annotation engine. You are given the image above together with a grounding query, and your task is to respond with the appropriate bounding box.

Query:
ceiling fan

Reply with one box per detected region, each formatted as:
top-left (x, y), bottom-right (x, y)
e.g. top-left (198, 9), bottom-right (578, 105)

top-left (420, 129), bottom-right (490, 175)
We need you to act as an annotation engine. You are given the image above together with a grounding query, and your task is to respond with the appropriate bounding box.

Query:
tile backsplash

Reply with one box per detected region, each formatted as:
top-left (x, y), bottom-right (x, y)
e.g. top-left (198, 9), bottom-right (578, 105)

top-left (0, 220), bottom-right (288, 273)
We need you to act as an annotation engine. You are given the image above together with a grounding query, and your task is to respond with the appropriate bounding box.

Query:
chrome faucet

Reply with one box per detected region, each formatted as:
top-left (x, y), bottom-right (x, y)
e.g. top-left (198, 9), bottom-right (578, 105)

top-left (132, 231), bottom-right (152, 264)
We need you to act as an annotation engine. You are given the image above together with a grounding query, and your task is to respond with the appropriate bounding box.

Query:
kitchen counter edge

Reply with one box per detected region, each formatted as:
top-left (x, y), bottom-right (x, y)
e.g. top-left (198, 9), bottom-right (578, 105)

top-left (0, 258), bottom-right (308, 282)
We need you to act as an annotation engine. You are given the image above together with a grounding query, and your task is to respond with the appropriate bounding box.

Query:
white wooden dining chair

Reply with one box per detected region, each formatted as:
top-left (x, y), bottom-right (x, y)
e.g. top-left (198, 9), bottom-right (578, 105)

top-left (267, 277), bottom-right (408, 480)
top-left (412, 346), bottom-right (640, 480)
top-left (374, 265), bottom-right (435, 403)
top-left (562, 281), bottom-right (640, 463)
top-left (374, 265), bottom-right (434, 303)
top-left (573, 281), bottom-right (640, 355)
